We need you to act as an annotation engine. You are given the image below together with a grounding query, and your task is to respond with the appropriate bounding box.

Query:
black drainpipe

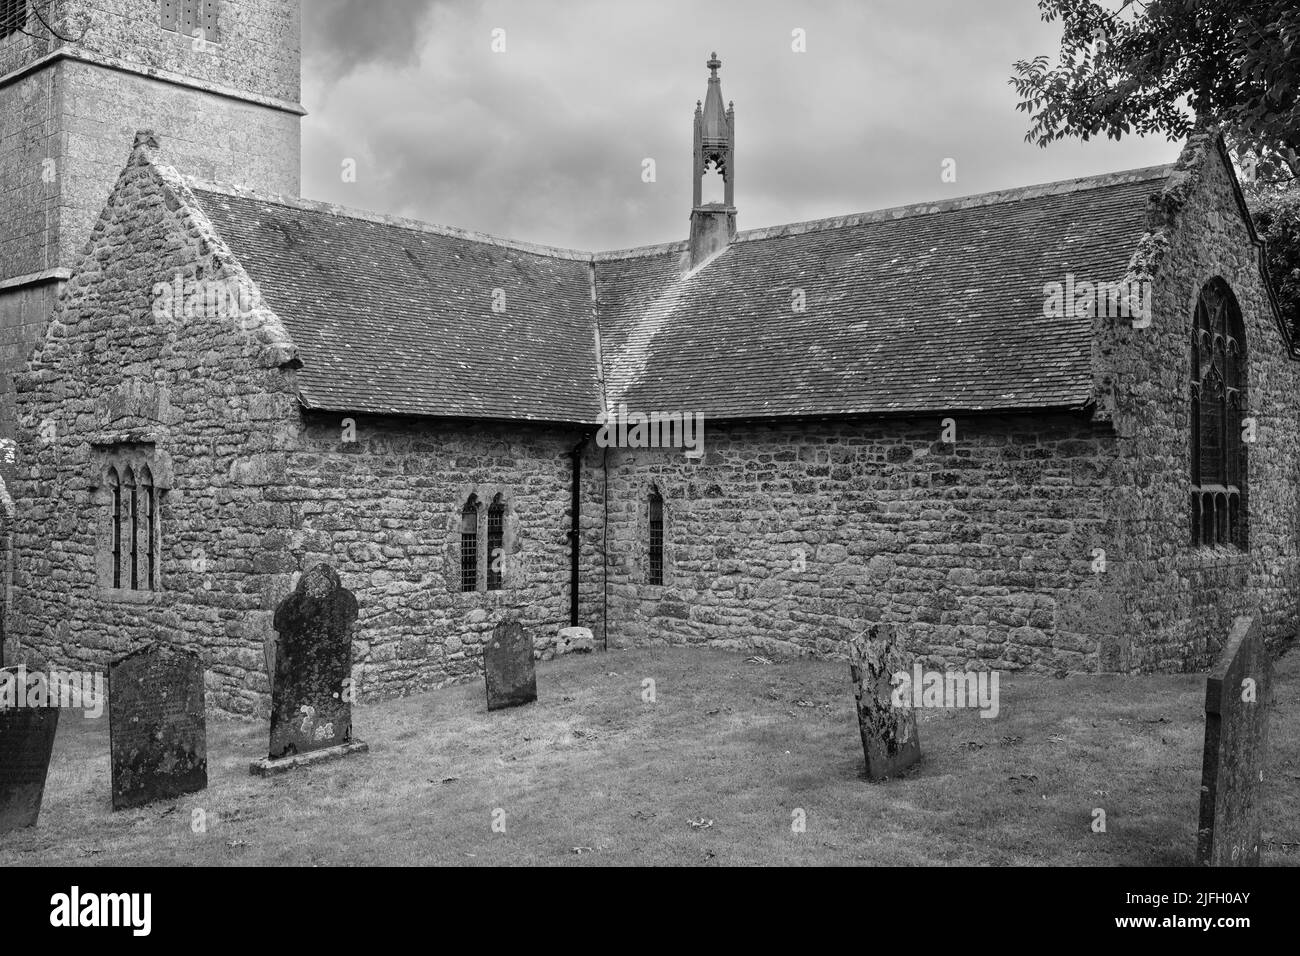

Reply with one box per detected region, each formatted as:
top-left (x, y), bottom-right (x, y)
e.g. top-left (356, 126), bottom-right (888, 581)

top-left (568, 434), bottom-right (591, 627)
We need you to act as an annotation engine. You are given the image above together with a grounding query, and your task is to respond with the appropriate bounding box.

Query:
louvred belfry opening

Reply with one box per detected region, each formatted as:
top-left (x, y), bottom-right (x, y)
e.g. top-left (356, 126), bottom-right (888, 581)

top-left (689, 52), bottom-right (737, 268)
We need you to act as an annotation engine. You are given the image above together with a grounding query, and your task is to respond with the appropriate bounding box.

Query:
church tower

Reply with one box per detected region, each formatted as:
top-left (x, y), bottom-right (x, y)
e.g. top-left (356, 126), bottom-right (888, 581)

top-left (0, 0), bottom-right (304, 473)
top-left (688, 51), bottom-right (736, 269)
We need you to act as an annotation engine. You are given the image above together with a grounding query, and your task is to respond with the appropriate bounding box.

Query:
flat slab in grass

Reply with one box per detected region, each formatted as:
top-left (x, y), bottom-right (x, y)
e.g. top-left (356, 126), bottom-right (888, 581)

top-left (3, 647), bottom-right (1298, 866)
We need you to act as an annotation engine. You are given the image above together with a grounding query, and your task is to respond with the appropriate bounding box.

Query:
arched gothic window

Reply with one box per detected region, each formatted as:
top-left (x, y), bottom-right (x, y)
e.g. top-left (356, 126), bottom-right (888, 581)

top-left (460, 495), bottom-right (479, 592)
top-left (122, 466), bottom-right (138, 590)
top-left (1190, 278), bottom-right (1247, 548)
top-left (140, 465), bottom-right (157, 590)
top-left (486, 495), bottom-right (505, 591)
top-left (108, 467), bottom-right (122, 588)
top-left (648, 490), bottom-right (664, 585)
top-left (104, 464), bottom-right (158, 591)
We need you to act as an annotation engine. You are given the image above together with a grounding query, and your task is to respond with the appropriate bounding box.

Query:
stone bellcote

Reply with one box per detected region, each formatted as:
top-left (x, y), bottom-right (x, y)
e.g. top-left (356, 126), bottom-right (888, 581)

top-left (689, 52), bottom-right (736, 268)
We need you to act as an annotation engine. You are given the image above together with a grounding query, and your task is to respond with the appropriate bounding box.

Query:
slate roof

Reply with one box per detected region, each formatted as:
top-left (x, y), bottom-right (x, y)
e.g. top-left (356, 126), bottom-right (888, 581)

top-left (189, 165), bottom-right (1172, 424)
top-left (193, 187), bottom-right (601, 423)
top-left (598, 168), bottom-right (1170, 418)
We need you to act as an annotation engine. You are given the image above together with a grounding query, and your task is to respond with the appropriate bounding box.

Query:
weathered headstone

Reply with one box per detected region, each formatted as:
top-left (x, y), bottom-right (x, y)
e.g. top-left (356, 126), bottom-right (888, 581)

top-left (1197, 613), bottom-right (1271, 866)
top-left (484, 620), bottom-right (537, 710)
top-left (0, 667), bottom-right (60, 834)
top-left (848, 623), bottom-right (922, 780)
top-left (251, 565), bottom-right (367, 775)
top-left (108, 643), bottom-right (207, 810)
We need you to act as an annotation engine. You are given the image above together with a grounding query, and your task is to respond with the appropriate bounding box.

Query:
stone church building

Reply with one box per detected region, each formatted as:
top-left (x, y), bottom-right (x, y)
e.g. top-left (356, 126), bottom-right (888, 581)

top-left (2, 3), bottom-right (1296, 715)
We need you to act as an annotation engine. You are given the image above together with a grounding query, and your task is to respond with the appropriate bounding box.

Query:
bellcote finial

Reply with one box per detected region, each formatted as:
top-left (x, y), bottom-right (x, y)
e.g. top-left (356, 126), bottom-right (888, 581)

top-left (697, 51), bottom-right (731, 149)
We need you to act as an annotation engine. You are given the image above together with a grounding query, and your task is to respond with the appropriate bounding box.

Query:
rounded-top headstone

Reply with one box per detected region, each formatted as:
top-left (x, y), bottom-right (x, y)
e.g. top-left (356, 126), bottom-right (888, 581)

top-left (485, 620), bottom-right (538, 711)
top-left (268, 564), bottom-right (358, 760)
top-left (108, 642), bottom-right (207, 810)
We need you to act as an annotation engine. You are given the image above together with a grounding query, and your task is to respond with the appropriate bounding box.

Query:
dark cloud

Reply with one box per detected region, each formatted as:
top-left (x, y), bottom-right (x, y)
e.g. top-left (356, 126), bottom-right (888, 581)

top-left (302, 0), bottom-right (441, 77)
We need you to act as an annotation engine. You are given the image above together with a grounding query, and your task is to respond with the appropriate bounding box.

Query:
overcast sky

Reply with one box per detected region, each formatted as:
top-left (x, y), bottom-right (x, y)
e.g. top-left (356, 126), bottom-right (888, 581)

top-left (300, 0), bottom-right (1180, 252)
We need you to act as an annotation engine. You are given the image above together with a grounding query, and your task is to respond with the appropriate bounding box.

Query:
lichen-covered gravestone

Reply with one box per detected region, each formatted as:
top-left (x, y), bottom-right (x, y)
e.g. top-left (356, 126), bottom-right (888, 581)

top-left (1197, 614), bottom-right (1271, 866)
top-left (0, 667), bottom-right (60, 834)
top-left (848, 623), bottom-right (921, 780)
top-left (108, 643), bottom-right (207, 810)
top-left (251, 565), bottom-right (368, 775)
top-left (484, 620), bottom-right (537, 711)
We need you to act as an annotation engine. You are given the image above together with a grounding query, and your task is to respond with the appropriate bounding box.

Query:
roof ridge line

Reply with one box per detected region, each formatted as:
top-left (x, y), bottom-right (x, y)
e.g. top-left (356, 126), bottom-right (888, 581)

top-left (594, 239), bottom-right (691, 261)
top-left (185, 177), bottom-right (596, 261)
top-left (186, 162), bottom-right (1172, 262)
top-left (732, 164), bottom-right (1175, 243)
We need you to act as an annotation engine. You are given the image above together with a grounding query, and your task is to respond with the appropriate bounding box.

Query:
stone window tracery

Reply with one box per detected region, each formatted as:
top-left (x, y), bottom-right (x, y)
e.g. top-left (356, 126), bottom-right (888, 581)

top-left (98, 452), bottom-right (164, 593)
top-left (457, 492), bottom-right (512, 593)
top-left (1190, 278), bottom-right (1247, 549)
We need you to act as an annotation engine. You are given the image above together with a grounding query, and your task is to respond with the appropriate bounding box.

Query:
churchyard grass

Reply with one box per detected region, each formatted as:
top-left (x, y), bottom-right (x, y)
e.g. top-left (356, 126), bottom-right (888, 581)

top-left (3, 646), bottom-right (1296, 866)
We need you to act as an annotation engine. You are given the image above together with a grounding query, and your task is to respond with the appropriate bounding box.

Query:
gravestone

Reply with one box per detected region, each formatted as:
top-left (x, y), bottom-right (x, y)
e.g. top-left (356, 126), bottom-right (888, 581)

top-left (0, 667), bottom-right (60, 834)
top-left (848, 623), bottom-right (922, 781)
top-left (251, 565), bottom-right (367, 775)
top-left (484, 620), bottom-right (537, 711)
top-left (108, 643), bottom-right (207, 810)
top-left (1197, 613), bottom-right (1271, 866)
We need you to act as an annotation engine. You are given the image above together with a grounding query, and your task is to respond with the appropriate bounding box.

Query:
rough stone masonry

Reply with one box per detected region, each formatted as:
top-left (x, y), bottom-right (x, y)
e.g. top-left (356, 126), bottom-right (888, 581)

top-left (2, 35), bottom-right (1297, 716)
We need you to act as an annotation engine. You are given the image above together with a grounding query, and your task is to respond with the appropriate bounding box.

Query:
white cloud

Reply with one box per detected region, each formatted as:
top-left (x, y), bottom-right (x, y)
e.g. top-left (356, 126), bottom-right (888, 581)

top-left (302, 0), bottom-right (1181, 250)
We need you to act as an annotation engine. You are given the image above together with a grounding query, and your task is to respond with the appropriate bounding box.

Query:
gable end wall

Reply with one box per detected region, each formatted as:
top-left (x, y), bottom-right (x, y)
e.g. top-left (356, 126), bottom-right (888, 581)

top-left (1098, 134), bottom-right (1300, 668)
top-left (8, 151), bottom-right (301, 715)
